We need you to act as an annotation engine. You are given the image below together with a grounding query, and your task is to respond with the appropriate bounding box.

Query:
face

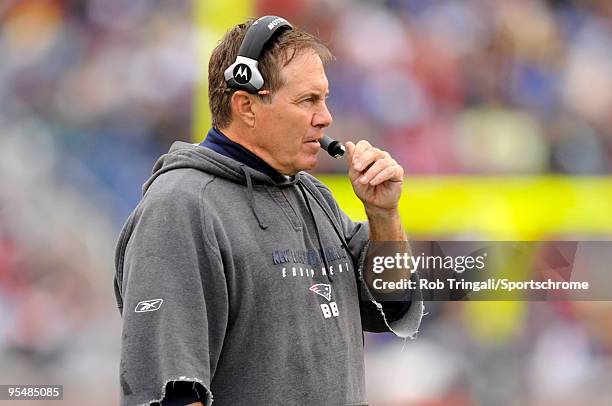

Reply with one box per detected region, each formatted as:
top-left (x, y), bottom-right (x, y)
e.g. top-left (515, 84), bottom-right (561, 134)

top-left (250, 49), bottom-right (333, 175)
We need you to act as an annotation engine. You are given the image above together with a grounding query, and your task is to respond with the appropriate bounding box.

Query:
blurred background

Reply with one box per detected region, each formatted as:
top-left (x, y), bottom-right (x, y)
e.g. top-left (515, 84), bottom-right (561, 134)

top-left (1, 0), bottom-right (611, 404)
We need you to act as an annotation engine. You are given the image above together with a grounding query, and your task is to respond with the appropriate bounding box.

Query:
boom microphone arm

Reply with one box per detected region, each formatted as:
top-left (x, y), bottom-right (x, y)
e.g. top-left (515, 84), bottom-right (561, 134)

top-left (320, 134), bottom-right (345, 159)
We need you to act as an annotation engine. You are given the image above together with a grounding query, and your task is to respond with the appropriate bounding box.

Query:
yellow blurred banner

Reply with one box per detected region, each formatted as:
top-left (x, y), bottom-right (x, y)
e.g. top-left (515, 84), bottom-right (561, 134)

top-left (318, 175), bottom-right (612, 239)
top-left (192, 0), bottom-right (254, 141)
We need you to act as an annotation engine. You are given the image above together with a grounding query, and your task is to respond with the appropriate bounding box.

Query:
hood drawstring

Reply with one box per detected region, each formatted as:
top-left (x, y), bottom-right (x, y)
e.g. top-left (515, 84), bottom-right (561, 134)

top-left (240, 165), bottom-right (268, 230)
top-left (298, 182), bottom-right (334, 283)
top-left (298, 180), bottom-right (352, 257)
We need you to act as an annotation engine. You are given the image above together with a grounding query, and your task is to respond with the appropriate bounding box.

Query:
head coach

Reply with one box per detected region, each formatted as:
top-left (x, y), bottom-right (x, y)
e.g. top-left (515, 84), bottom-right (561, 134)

top-left (114, 16), bottom-right (424, 406)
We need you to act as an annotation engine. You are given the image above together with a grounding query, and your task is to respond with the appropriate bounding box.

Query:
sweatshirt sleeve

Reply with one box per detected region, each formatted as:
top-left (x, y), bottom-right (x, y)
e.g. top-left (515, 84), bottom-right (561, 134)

top-left (114, 179), bottom-right (225, 406)
top-left (308, 177), bottom-right (424, 339)
top-left (341, 218), bottom-right (424, 339)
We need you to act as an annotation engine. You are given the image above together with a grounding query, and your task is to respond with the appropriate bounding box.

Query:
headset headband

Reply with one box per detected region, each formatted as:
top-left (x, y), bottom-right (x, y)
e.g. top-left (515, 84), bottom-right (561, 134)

top-left (224, 16), bottom-right (293, 93)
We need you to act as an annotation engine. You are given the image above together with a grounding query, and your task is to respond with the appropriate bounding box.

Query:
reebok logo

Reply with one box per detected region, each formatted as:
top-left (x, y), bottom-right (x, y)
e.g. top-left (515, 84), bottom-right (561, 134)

top-left (135, 298), bottom-right (163, 313)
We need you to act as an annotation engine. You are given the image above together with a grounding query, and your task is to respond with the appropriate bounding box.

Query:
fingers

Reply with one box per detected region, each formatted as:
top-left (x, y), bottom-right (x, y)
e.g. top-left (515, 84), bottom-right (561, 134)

top-left (351, 140), bottom-right (373, 171)
top-left (346, 140), bottom-right (404, 185)
top-left (368, 164), bottom-right (403, 186)
top-left (357, 157), bottom-right (403, 186)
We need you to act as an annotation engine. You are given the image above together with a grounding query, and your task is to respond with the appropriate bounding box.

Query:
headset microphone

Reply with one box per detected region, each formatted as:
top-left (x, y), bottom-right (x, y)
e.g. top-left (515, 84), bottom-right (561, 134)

top-left (320, 134), bottom-right (345, 159)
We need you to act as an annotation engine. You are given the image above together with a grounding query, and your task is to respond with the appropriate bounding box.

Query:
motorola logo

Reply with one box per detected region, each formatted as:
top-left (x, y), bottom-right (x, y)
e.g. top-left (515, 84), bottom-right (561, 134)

top-left (233, 64), bottom-right (252, 84)
top-left (267, 17), bottom-right (287, 30)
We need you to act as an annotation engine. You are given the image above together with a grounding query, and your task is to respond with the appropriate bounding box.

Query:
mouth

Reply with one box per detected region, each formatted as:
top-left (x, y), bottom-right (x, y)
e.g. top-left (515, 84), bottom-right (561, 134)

top-left (304, 137), bottom-right (322, 145)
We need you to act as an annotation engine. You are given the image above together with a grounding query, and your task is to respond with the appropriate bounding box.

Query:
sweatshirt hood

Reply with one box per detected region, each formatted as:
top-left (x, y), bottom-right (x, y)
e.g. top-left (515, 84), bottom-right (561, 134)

top-left (143, 141), bottom-right (306, 231)
top-left (140, 141), bottom-right (346, 281)
top-left (143, 141), bottom-right (299, 196)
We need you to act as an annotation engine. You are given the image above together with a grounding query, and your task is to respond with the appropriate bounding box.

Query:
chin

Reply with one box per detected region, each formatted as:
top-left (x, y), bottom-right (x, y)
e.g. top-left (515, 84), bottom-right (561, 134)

top-left (299, 157), bottom-right (318, 172)
top-left (285, 151), bottom-right (318, 174)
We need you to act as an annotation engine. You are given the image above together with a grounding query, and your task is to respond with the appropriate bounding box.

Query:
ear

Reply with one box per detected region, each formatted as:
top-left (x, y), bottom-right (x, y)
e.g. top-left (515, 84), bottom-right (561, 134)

top-left (230, 90), bottom-right (257, 128)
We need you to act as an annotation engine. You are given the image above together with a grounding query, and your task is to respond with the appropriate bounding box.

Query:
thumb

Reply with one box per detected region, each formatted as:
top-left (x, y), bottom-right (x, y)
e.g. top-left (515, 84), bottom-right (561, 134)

top-left (344, 141), bottom-right (359, 180)
top-left (345, 141), bottom-right (355, 163)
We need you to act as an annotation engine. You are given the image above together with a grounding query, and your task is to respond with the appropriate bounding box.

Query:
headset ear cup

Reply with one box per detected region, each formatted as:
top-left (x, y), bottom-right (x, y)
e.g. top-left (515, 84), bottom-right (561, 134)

top-left (232, 64), bottom-right (253, 85)
top-left (224, 56), bottom-right (265, 93)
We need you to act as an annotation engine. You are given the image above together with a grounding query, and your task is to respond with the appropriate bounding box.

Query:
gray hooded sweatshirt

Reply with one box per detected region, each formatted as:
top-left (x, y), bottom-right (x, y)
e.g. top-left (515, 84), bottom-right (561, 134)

top-left (114, 142), bottom-right (423, 406)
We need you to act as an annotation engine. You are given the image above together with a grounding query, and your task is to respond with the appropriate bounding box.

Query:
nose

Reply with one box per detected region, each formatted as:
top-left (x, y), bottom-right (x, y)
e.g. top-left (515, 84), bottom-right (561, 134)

top-left (313, 101), bottom-right (333, 128)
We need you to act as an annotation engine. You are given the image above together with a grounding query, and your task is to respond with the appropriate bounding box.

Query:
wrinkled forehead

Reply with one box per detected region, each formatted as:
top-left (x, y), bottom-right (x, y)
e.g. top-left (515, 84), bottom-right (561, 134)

top-left (277, 49), bottom-right (329, 94)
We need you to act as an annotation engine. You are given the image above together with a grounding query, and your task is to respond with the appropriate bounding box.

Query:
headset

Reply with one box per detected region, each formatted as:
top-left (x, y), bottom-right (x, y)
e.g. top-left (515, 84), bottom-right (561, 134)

top-left (224, 16), bottom-right (292, 94)
top-left (224, 15), bottom-right (345, 158)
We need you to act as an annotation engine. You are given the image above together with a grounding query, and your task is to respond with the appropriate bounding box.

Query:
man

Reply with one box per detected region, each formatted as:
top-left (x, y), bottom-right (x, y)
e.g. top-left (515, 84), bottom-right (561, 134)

top-left (114, 16), bottom-right (423, 406)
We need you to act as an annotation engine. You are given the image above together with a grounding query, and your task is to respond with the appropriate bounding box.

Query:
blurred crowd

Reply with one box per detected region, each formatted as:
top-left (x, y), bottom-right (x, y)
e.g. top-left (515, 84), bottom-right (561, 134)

top-left (297, 0), bottom-right (612, 174)
top-left (0, 0), bottom-right (611, 405)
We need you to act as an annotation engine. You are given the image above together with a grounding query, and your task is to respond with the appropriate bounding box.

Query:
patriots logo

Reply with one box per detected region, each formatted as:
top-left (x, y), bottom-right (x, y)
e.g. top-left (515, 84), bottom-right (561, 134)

top-left (309, 284), bottom-right (332, 301)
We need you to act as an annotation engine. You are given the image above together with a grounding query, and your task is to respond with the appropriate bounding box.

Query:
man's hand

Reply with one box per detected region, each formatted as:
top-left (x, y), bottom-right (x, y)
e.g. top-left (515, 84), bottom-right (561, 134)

top-left (346, 140), bottom-right (406, 241)
top-left (346, 140), bottom-right (404, 212)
